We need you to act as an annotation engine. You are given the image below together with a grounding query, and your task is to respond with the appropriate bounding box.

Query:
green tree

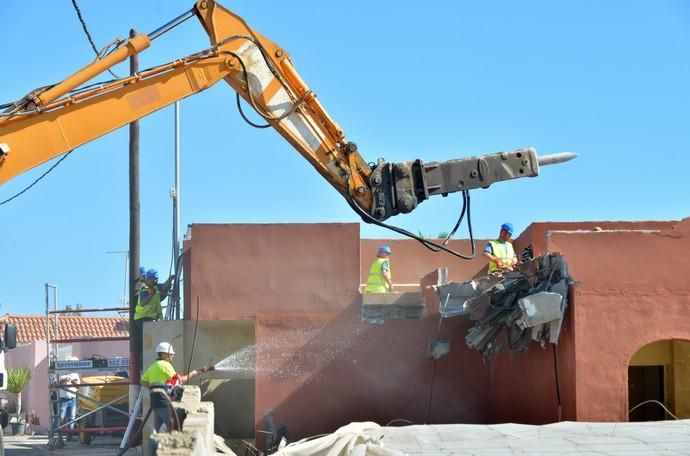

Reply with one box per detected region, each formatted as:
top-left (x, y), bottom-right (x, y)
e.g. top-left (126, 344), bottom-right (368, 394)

top-left (64, 303), bottom-right (82, 316)
top-left (437, 231), bottom-right (450, 239)
top-left (7, 367), bottom-right (32, 420)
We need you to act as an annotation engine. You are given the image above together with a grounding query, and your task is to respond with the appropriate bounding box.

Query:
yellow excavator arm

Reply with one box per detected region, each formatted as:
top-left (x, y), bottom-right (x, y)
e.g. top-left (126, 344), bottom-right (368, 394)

top-left (0, 0), bottom-right (574, 222)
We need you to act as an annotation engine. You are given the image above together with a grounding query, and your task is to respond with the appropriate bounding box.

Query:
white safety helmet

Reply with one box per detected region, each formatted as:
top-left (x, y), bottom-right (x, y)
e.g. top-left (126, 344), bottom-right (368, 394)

top-left (155, 342), bottom-right (175, 355)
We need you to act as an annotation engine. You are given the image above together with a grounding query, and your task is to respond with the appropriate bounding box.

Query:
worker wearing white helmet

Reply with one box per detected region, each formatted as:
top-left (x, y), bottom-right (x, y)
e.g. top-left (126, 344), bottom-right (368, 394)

top-left (140, 342), bottom-right (214, 433)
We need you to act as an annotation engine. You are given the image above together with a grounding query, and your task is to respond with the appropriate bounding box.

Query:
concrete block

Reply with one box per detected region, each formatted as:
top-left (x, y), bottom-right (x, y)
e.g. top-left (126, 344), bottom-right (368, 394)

top-left (152, 430), bottom-right (209, 456)
top-left (361, 292), bottom-right (426, 322)
top-left (150, 386), bottom-right (215, 456)
top-left (517, 292), bottom-right (563, 329)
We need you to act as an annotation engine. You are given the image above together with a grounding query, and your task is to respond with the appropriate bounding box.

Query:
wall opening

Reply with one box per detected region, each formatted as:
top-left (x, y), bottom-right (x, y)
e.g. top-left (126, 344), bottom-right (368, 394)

top-left (628, 339), bottom-right (690, 421)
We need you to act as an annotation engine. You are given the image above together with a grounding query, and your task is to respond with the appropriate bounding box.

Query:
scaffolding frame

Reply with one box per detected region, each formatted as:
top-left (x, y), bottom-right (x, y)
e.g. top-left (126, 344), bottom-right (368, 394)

top-left (45, 285), bottom-right (130, 448)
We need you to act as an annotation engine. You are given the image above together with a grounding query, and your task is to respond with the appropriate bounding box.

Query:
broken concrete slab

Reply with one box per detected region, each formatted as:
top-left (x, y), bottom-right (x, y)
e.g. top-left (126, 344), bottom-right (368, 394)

top-left (436, 253), bottom-right (572, 357)
top-left (361, 292), bottom-right (426, 323)
top-left (517, 292), bottom-right (563, 329)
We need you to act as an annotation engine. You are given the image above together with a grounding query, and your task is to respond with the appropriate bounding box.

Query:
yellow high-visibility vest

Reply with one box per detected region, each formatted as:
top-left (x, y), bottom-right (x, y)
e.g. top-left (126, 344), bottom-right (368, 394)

top-left (141, 359), bottom-right (176, 384)
top-left (134, 285), bottom-right (162, 320)
top-left (364, 258), bottom-right (391, 293)
top-left (487, 240), bottom-right (515, 273)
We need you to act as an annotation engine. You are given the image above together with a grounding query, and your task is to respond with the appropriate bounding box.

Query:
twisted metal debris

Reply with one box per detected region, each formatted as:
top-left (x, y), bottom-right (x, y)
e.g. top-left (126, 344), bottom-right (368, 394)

top-left (436, 253), bottom-right (571, 357)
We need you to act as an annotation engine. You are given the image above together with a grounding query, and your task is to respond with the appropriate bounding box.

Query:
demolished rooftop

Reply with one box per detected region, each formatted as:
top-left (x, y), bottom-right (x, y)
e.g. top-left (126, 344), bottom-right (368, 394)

top-left (167, 218), bottom-right (690, 452)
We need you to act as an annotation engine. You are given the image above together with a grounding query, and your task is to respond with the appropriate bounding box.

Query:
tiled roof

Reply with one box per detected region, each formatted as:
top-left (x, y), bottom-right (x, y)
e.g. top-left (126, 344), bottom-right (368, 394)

top-left (1, 314), bottom-right (129, 343)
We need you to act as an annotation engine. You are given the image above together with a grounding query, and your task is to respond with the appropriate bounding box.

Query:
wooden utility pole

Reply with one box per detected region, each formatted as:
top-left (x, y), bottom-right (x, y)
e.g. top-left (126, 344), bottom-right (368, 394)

top-left (128, 28), bottom-right (142, 395)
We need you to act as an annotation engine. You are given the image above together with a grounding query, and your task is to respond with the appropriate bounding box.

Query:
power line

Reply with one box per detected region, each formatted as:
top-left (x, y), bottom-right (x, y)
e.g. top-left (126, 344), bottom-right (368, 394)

top-left (70, 0), bottom-right (120, 79)
top-left (0, 152), bottom-right (73, 206)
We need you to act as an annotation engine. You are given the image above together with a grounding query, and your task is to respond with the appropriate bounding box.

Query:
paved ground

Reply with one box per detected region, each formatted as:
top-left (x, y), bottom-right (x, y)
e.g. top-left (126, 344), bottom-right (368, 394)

top-left (4, 435), bottom-right (142, 456)
top-left (381, 420), bottom-right (690, 455)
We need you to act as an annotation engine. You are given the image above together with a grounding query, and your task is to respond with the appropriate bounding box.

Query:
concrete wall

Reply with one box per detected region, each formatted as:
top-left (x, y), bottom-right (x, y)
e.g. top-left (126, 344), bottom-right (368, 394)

top-left (141, 319), bottom-right (255, 444)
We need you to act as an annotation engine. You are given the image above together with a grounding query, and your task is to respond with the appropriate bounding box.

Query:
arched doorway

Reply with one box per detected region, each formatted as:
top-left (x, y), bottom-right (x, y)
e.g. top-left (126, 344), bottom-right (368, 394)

top-left (628, 339), bottom-right (690, 421)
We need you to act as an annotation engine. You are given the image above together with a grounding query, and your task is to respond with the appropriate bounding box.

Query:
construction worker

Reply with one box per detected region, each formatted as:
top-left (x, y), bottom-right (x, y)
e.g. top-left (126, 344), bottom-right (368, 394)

top-left (54, 355), bottom-right (80, 442)
top-left (483, 223), bottom-right (518, 273)
top-left (140, 342), bottom-right (214, 433)
top-left (364, 245), bottom-right (394, 292)
top-left (134, 269), bottom-right (174, 322)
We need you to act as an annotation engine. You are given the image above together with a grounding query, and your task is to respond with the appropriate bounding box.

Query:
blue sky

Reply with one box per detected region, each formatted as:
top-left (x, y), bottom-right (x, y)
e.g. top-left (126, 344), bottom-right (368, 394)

top-left (1, 1), bottom-right (688, 315)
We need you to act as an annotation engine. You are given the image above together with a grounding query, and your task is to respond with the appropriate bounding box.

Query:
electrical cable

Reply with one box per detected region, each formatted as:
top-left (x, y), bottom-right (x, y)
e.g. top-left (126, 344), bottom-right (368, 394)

top-left (425, 360), bottom-right (439, 424)
top-left (385, 419), bottom-right (413, 426)
top-left (3, 28), bottom-right (475, 260)
top-left (70, 0), bottom-right (120, 79)
top-left (186, 299), bottom-right (200, 380)
top-left (214, 35), bottom-right (294, 92)
top-left (148, 387), bottom-right (181, 434)
top-left (214, 33), bottom-right (480, 258)
top-left (552, 344), bottom-right (562, 421)
top-left (439, 191), bottom-right (468, 246)
top-left (214, 33), bottom-right (479, 257)
top-left (628, 400), bottom-right (680, 420)
top-left (0, 151), bottom-right (73, 206)
top-left (426, 292), bottom-right (451, 423)
top-left (344, 171), bottom-right (477, 260)
top-left (217, 50), bottom-right (310, 128)
top-left (164, 197), bottom-right (178, 320)
top-left (166, 252), bottom-right (185, 320)
top-left (235, 92), bottom-right (271, 129)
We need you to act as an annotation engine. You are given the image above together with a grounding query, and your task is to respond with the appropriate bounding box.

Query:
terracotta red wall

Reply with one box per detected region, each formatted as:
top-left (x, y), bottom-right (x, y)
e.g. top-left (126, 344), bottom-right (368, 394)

top-left (184, 218), bottom-right (690, 435)
top-left (184, 224), bottom-right (494, 442)
top-left (548, 218), bottom-right (690, 421)
top-left (183, 223), bottom-right (360, 321)
top-left (486, 293), bottom-right (577, 424)
top-left (360, 238), bottom-right (490, 288)
top-left (490, 218), bottom-right (690, 423)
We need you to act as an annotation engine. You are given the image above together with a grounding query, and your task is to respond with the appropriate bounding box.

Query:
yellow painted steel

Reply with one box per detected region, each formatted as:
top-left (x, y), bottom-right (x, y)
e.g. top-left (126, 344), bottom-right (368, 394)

top-left (0, 0), bottom-right (373, 210)
top-left (0, 54), bottom-right (233, 184)
top-left (78, 375), bottom-right (128, 411)
top-left (37, 35), bottom-right (151, 107)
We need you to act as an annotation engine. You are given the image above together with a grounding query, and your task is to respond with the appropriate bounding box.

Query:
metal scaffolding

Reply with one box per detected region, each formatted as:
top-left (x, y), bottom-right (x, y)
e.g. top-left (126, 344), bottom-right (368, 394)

top-left (45, 286), bottom-right (130, 449)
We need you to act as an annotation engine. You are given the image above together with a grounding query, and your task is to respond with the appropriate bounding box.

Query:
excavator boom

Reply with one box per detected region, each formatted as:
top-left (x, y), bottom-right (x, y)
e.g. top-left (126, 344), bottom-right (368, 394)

top-left (0, 0), bottom-right (574, 224)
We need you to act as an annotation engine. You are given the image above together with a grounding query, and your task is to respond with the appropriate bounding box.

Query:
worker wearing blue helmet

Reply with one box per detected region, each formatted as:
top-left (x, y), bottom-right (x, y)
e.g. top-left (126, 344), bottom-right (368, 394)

top-left (134, 268), bottom-right (165, 322)
top-left (483, 223), bottom-right (518, 273)
top-left (364, 245), bottom-right (394, 293)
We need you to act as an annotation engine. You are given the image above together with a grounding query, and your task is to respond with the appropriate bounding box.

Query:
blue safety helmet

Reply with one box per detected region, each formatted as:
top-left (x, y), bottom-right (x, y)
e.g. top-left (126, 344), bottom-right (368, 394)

top-left (139, 266), bottom-right (146, 276)
top-left (145, 269), bottom-right (158, 280)
top-left (501, 223), bottom-right (514, 235)
top-left (378, 245), bottom-right (392, 255)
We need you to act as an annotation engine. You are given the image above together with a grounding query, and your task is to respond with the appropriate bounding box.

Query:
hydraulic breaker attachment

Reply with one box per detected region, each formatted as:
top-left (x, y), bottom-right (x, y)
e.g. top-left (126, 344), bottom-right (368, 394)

top-left (369, 148), bottom-right (576, 221)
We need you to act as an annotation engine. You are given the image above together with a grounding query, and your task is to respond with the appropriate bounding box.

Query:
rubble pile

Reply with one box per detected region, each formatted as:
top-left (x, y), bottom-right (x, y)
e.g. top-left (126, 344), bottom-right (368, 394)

top-left (436, 253), bottom-right (571, 357)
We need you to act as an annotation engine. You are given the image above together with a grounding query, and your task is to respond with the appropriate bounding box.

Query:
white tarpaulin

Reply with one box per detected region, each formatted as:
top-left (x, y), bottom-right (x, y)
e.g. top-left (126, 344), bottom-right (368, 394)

top-left (274, 422), bottom-right (403, 456)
